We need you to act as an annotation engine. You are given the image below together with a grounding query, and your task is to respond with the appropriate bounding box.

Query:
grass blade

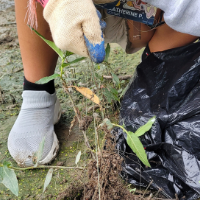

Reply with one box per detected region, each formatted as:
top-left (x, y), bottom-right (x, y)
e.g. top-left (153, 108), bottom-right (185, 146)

top-left (43, 168), bottom-right (53, 193)
top-left (0, 161), bottom-right (19, 196)
top-left (104, 43), bottom-right (110, 62)
top-left (35, 137), bottom-right (45, 167)
top-left (62, 57), bottom-right (86, 68)
top-left (75, 151), bottom-right (81, 165)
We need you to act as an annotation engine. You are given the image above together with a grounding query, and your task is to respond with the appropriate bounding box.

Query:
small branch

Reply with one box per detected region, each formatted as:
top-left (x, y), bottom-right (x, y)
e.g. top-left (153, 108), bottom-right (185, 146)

top-left (154, 188), bottom-right (162, 198)
top-left (0, 164), bottom-right (84, 171)
top-left (103, 75), bottom-right (131, 80)
top-left (147, 193), bottom-right (153, 200)
top-left (175, 193), bottom-right (179, 200)
top-left (142, 180), bottom-right (153, 198)
top-left (62, 81), bottom-right (95, 160)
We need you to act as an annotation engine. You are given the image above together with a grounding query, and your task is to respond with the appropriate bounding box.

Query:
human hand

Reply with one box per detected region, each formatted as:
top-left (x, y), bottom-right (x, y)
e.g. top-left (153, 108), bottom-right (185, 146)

top-left (42, 0), bottom-right (108, 63)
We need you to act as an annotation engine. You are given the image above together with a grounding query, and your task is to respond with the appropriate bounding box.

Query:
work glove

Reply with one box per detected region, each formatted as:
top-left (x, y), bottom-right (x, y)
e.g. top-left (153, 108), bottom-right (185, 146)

top-left (37, 0), bottom-right (115, 63)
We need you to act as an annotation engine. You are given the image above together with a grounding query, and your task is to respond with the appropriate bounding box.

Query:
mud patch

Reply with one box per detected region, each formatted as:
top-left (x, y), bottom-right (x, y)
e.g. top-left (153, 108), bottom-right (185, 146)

top-left (84, 135), bottom-right (135, 200)
top-left (57, 133), bottom-right (136, 200)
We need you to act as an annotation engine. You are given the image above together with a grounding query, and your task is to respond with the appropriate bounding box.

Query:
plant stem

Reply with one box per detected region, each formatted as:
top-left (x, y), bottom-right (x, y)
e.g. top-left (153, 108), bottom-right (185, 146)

top-left (89, 60), bottom-right (105, 120)
top-left (0, 164), bottom-right (84, 170)
top-left (94, 118), bottom-right (101, 200)
top-left (112, 123), bottom-right (129, 135)
top-left (61, 76), bottom-right (95, 160)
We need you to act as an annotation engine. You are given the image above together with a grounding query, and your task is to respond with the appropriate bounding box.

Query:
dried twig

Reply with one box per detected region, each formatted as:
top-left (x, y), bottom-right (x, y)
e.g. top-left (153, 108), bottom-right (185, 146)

top-left (0, 164), bottom-right (84, 171)
top-left (175, 193), bottom-right (179, 200)
top-left (142, 180), bottom-right (153, 198)
top-left (154, 188), bottom-right (162, 198)
top-left (103, 75), bottom-right (132, 80)
top-left (147, 193), bottom-right (153, 200)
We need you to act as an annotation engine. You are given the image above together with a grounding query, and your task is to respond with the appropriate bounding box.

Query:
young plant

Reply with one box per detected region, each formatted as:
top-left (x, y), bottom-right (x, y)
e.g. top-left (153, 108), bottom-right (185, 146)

top-left (32, 28), bottom-right (100, 158)
top-left (100, 116), bottom-right (156, 167)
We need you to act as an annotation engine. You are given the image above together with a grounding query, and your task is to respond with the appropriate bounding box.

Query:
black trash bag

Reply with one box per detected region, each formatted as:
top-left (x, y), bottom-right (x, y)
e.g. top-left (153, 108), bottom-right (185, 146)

top-left (114, 41), bottom-right (200, 200)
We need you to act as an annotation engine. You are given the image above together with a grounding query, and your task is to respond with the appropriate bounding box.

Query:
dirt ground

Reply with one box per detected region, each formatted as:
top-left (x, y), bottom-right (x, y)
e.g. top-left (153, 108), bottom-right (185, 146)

top-left (0, 3), bottom-right (145, 200)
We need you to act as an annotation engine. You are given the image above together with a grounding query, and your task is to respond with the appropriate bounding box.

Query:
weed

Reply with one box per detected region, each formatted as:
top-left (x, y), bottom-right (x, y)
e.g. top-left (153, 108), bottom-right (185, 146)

top-left (0, 29), bottom-right (156, 199)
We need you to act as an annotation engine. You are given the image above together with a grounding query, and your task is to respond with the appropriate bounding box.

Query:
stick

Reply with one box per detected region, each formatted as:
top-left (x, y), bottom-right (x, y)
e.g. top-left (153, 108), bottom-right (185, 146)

top-left (103, 75), bottom-right (132, 80)
top-left (142, 180), bottom-right (153, 198)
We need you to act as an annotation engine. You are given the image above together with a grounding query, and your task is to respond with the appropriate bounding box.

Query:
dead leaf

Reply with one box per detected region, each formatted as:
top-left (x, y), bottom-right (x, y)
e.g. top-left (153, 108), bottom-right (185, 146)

top-left (71, 86), bottom-right (100, 105)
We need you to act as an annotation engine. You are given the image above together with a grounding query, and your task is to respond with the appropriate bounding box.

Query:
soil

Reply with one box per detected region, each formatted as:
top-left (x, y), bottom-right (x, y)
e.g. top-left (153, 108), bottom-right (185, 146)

top-left (83, 135), bottom-right (135, 200)
top-left (56, 131), bottom-right (169, 200)
top-left (56, 132), bottom-right (137, 200)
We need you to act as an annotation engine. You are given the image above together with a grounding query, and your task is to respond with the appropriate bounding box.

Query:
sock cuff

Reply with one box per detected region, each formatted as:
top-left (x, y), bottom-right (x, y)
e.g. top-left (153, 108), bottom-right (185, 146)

top-left (23, 77), bottom-right (55, 94)
top-left (21, 91), bottom-right (56, 109)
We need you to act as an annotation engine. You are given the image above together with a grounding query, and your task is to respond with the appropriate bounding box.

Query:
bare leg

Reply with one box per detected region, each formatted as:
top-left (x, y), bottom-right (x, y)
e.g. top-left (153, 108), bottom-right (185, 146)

top-left (8, 0), bottom-right (61, 167)
top-left (15, 0), bottom-right (58, 83)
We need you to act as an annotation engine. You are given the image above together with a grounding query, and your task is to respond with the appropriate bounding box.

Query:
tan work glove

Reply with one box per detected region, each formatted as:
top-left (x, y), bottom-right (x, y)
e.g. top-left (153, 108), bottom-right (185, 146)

top-left (44, 0), bottom-right (105, 62)
top-left (30, 0), bottom-right (116, 62)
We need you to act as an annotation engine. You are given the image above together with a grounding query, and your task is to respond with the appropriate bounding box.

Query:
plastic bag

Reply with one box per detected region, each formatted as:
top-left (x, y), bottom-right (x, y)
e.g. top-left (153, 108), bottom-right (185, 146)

top-left (114, 41), bottom-right (200, 200)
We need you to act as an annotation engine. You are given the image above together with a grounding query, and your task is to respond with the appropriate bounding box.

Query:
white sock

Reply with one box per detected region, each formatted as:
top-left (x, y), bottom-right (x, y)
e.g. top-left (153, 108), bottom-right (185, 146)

top-left (8, 91), bottom-right (60, 167)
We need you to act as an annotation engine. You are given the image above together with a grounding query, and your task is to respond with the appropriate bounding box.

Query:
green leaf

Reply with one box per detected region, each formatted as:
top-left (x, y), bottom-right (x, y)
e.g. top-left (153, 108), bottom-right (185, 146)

top-left (126, 131), bottom-right (151, 167)
top-left (110, 87), bottom-right (119, 96)
top-left (104, 43), bottom-right (110, 62)
top-left (75, 151), bottom-right (81, 165)
top-left (135, 116), bottom-right (156, 137)
top-left (62, 57), bottom-right (86, 68)
top-left (103, 88), bottom-right (112, 103)
top-left (65, 51), bottom-right (74, 57)
top-left (0, 161), bottom-right (19, 196)
top-left (32, 28), bottom-right (64, 58)
top-left (43, 168), bottom-right (53, 193)
top-left (35, 137), bottom-right (45, 167)
top-left (36, 74), bottom-right (60, 84)
top-left (103, 88), bottom-right (119, 103)
top-left (111, 73), bottom-right (120, 86)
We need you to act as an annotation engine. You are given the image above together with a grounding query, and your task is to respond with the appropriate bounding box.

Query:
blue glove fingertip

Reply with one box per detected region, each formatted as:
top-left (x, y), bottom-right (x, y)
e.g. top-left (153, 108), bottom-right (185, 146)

top-left (84, 35), bottom-right (105, 63)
